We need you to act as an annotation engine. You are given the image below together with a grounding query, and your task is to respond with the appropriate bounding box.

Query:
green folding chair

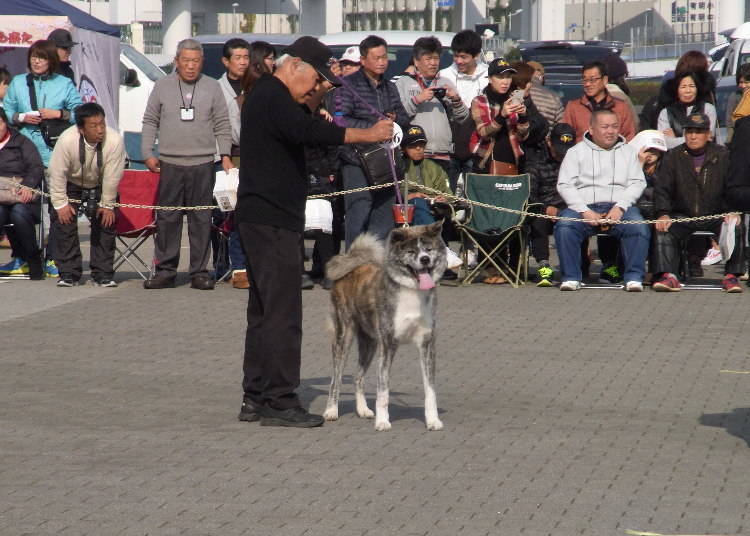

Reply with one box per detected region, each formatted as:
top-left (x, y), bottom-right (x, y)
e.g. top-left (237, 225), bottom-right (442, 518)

top-left (453, 173), bottom-right (532, 287)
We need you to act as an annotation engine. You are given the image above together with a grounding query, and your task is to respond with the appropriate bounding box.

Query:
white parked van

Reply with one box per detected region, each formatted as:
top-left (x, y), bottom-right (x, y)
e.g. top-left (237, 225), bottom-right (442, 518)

top-left (119, 43), bottom-right (166, 168)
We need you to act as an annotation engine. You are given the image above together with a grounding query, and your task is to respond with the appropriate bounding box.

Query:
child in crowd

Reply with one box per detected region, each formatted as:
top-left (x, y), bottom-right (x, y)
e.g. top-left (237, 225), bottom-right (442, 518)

top-left (527, 122), bottom-right (576, 286)
top-left (402, 124), bottom-right (452, 225)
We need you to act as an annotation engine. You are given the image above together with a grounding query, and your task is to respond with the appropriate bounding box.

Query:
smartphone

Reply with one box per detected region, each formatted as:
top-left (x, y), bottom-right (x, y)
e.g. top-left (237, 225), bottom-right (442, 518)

top-left (510, 89), bottom-right (525, 105)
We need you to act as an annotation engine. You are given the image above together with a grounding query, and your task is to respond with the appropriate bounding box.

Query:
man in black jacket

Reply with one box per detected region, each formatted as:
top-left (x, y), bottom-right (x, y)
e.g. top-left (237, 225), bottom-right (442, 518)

top-left (235, 37), bottom-right (393, 428)
top-left (651, 113), bottom-right (743, 293)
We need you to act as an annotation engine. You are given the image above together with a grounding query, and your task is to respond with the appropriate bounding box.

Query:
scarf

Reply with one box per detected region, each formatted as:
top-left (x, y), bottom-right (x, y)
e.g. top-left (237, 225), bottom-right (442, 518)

top-left (481, 85), bottom-right (523, 163)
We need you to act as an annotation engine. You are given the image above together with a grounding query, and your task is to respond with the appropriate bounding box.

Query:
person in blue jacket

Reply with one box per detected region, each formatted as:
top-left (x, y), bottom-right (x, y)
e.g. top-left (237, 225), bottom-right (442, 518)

top-left (2, 39), bottom-right (81, 277)
top-left (3, 39), bottom-right (81, 168)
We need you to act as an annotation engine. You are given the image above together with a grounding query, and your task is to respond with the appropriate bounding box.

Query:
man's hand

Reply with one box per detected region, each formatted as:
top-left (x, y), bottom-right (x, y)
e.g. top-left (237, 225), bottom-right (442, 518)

top-left (145, 157), bottom-right (161, 173)
top-left (662, 128), bottom-right (675, 138)
top-left (604, 206), bottom-right (624, 222)
top-left (368, 119), bottom-right (394, 144)
top-left (637, 147), bottom-right (650, 165)
top-left (56, 204), bottom-right (76, 225)
top-left (445, 87), bottom-right (460, 103)
top-left (407, 192), bottom-right (427, 200)
top-left (655, 214), bottom-right (672, 232)
top-left (545, 205), bottom-right (559, 217)
top-left (39, 108), bottom-right (62, 120)
top-left (221, 155), bottom-right (234, 172)
top-left (725, 213), bottom-right (741, 225)
top-left (18, 187), bottom-right (34, 204)
top-left (97, 207), bottom-right (115, 228)
top-left (581, 210), bottom-right (603, 226)
top-left (416, 87), bottom-right (435, 104)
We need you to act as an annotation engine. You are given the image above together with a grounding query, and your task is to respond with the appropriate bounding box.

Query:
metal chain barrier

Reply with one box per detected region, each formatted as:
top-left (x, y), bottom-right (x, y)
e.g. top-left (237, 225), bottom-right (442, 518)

top-left (1, 175), bottom-right (739, 225)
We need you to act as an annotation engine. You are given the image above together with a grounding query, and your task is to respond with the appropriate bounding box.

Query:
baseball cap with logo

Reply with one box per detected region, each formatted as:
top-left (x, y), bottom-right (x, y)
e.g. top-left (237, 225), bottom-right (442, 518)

top-left (628, 129), bottom-right (667, 154)
top-left (684, 112), bottom-right (711, 130)
top-left (339, 46), bottom-right (360, 64)
top-left (402, 125), bottom-right (428, 146)
top-left (550, 123), bottom-right (576, 157)
top-left (488, 57), bottom-right (517, 77)
top-left (284, 36), bottom-right (341, 87)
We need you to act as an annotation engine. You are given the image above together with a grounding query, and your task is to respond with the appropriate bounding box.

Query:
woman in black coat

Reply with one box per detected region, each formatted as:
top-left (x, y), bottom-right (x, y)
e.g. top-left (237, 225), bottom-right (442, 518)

top-left (0, 107), bottom-right (45, 279)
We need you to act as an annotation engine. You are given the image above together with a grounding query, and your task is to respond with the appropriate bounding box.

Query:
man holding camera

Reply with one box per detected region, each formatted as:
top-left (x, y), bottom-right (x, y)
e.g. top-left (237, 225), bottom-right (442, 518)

top-left (48, 102), bottom-right (126, 287)
top-left (395, 36), bottom-right (468, 174)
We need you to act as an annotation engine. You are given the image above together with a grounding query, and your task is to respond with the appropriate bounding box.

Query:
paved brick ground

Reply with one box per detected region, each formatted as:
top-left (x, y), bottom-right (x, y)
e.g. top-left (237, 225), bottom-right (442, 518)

top-left (1, 227), bottom-right (749, 536)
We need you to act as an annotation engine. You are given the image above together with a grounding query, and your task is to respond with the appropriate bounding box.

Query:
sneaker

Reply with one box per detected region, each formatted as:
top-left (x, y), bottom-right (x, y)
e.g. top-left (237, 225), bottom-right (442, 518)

top-left (652, 273), bottom-right (681, 292)
top-left (559, 280), bottom-right (581, 291)
top-left (446, 247), bottom-right (463, 269)
top-left (466, 249), bottom-right (478, 268)
top-left (701, 247), bottom-right (723, 266)
top-left (598, 265), bottom-right (622, 284)
top-left (45, 260), bottom-right (59, 278)
top-left (260, 406), bottom-right (324, 428)
top-left (0, 257), bottom-right (28, 275)
top-left (536, 262), bottom-right (554, 287)
top-left (93, 279), bottom-right (118, 288)
top-left (625, 281), bottom-right (643, 292)
top-left (238, 399), bottom-right (262, 422)
top-left (57, 277), bottom-right (79, 287)
top-left (740, 272), bottom-right (749, 281)
top-left (722, 274), bottom-right (743, 293)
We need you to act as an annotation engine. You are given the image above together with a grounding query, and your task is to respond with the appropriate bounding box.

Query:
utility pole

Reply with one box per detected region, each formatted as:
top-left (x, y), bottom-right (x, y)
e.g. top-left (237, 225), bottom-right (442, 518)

top-left (604, 0), bottom-right (608, 40)
top-left (582, 0), bottom-right (586, 40)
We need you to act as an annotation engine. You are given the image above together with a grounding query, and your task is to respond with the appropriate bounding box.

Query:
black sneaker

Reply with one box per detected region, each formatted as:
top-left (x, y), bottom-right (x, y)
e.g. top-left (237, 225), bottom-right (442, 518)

top-left (93, 278), bottom-right (118, 288)
top-left (260, 406), bottom-right (324, 428)
top-left (57, 277), bottom-right (79, 287)
top-left (238, 400), bottom-right (262, 422)
top-left (441, 269), bottom-right (458, 281)
top-left (301, 273), bottom-right (314, 290)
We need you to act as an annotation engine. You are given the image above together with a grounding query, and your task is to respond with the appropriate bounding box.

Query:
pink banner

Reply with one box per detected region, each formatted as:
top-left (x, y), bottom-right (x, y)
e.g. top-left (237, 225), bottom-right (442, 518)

top-left (0, 16), bottom-right (72, 47)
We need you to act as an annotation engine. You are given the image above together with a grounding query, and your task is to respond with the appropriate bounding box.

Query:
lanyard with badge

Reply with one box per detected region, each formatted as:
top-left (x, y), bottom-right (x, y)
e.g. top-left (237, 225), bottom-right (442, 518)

top-left (178, 78), bottom-right (196, 121)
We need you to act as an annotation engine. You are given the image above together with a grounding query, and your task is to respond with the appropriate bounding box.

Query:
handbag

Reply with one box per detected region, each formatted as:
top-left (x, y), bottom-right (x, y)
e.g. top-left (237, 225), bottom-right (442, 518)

top-left (0, 176), bottom-right (23, 205)
top-left (27, 74), bottom-right (69, 149)
top-left (354, 144), bottom-right (404, 186)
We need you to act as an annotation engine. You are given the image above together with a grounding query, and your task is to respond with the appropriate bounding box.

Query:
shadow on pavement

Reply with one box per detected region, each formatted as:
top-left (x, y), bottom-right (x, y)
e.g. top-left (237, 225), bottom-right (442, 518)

top-left (699, 408), bottom-right (750, 447)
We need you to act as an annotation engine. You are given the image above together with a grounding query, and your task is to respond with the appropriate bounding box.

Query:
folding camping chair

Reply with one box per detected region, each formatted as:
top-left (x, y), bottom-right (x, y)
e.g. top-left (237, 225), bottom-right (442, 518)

top-left (452, 173), bottom-right (532, 288)
top-left (113, 170), bottom-right (160, 280)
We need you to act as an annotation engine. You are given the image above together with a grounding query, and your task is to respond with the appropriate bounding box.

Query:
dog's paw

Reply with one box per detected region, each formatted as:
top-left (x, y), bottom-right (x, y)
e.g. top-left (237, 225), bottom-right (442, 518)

top-left (426, 418), bottom-right (444, 431)
top-left (374, 419), bottom-right (392, 431)
top-left (322, 407), bottom-right (339, 421)
top-left (356, 406), bottom-right (375, 419)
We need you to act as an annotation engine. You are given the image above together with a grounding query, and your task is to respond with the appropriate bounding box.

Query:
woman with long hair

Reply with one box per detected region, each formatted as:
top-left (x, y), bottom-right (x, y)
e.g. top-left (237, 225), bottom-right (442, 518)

top-left (236, 41), bottom-right (276, 109)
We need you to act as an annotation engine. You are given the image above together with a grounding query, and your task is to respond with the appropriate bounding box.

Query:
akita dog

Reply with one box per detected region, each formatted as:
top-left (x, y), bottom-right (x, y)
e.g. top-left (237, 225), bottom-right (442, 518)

top-left (323, 221), bottom-right (447, 431)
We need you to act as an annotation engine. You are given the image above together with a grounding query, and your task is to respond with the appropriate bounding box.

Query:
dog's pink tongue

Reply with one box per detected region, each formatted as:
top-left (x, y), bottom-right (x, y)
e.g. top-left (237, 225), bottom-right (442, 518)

top-left (418, 272), bottom-right (435, 290)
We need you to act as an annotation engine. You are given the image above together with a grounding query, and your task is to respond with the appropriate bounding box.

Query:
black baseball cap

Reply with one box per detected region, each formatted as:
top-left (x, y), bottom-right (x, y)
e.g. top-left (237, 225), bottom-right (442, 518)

top-left (684, 112), bottom-right (711, 130)
top-left (488, 57), bottom-right (517, 77)
top-left (550, 122), bottom-right (576, 157)
top-left (402, 125), bottom-right (428, 146)
top-left (284, 36), bottom-right (341, 87)
top-left (48, 29), bottom-right (78, 48)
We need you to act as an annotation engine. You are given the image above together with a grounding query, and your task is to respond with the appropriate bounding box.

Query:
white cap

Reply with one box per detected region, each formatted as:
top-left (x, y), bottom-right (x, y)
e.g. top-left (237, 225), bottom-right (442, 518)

top-left (340, 46), bottom-right (360, 64)
top-left (629, 129), bottom-right (667, 154)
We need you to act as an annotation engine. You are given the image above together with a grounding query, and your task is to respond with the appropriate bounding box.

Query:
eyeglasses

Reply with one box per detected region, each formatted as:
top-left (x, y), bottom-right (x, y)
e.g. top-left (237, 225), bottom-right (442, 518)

top-left (30, 57), bottom-right (49, 63)
top-left (581, 76), bottom-right (603, 85)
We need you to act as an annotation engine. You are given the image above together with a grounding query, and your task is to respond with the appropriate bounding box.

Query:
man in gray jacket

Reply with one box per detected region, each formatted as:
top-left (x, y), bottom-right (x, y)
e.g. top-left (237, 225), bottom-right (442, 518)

top-left (554, 109), bottom-right (649, 292)
top-left (395, 36), bottom-right (469, 174)
top-left (141, 38), bottom-right (233, 290)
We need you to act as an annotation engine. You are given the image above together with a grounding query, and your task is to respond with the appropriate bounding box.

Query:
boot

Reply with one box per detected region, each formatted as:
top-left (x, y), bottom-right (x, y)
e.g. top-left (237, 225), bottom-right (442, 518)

top-left (27, 251), bottom-right (44, 280)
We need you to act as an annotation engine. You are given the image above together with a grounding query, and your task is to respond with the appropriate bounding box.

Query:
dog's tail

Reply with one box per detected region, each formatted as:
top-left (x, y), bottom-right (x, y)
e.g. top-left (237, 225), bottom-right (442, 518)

top-left (326, 233), bottom-right (385, 281)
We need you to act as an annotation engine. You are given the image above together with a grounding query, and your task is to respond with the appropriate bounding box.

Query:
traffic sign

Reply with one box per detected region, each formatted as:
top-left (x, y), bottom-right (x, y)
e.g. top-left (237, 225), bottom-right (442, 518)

top-left (436, 0), bottom-right (454, 7)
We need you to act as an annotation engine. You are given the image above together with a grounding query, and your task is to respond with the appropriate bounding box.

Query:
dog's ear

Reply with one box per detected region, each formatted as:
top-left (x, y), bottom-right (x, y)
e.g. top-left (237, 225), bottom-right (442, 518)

top-left (390, 227), bottom-right (409, 243)
top-left (425, 220), bottom-right (443, 236)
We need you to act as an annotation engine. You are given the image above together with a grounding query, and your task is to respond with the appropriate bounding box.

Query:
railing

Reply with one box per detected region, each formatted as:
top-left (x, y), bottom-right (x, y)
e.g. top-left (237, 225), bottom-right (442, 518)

top-left (621, 41), bottom-right (714, 62)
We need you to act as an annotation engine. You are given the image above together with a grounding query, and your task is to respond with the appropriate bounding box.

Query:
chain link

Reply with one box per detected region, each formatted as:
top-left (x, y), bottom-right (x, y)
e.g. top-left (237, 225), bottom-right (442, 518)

top-left (1, 175), bottom-right (738, 225)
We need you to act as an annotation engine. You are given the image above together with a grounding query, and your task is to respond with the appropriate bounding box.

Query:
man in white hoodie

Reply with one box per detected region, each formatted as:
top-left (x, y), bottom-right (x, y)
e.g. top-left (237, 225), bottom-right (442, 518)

top-left (554, 109), bottom-right (650, 292)
top-left (439, 30), bottom-right (488, 192)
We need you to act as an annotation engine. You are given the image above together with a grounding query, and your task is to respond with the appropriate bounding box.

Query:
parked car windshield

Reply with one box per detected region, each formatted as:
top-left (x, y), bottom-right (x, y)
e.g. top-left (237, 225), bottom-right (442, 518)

top-left (121, 44), bottom-right (166, 82)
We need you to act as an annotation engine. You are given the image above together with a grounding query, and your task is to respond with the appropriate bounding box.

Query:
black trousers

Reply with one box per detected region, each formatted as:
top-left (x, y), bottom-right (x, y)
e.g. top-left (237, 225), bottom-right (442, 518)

top-left (51, 183), bottom-right (115, 281)
top-left (0, 203), bottom-right (39, 262)
top-left (528, 207), bottom-right (555, 263)
top-left (153, 161), bottom-right (214, 278)
top-left (651, 217), bottom-right (745, 276)
top-left (238, 222), bottom-right (303, 410)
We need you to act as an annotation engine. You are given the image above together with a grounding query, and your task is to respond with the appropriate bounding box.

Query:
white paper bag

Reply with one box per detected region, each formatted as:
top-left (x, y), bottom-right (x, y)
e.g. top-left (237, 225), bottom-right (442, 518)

top-left (719, 220), bottom-right (736, 262)
top-left (305, 199), bottom-right (333, 234)
top-left (213, 168), bottom-right (240, 212)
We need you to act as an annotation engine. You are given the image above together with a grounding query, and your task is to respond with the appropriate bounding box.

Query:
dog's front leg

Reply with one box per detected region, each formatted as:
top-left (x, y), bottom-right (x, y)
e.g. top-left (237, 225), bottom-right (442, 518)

top-left (374, 343), bottom-right (395, 431)
top-left (419, 336), bottom-right (443, 431)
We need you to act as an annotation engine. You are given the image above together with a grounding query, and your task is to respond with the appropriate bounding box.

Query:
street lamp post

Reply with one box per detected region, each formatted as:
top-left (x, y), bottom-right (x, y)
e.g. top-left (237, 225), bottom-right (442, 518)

top-left (232, 2), bottom-right (239, 33)
top-left (508, 8), bottom-right (523, 35)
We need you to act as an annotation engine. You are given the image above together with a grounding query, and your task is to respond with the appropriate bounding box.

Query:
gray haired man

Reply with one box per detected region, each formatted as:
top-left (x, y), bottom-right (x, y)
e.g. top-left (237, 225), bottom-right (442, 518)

top-left (141, 38), bottom-right (233, 290)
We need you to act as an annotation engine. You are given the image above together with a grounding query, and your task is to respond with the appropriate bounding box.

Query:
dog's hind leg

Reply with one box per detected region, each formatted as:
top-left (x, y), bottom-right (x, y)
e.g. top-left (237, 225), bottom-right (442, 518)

top-left (323, 314), bottom-right (355, 422)
top-left (354, 330), bottom-right (376, 419)
top-left (419, 336), bottom-right (443, 431)
top-left (374, 341), bottom-right (396, 431)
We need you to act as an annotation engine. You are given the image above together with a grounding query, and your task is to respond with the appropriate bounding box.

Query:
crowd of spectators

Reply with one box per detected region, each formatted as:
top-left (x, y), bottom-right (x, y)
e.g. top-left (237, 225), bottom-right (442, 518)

top-left (3, 28), bottom-right (750, 294)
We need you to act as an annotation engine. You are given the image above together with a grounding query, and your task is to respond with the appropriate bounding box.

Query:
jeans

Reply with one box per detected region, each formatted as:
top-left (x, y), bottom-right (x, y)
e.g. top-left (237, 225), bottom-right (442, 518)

top-left (408, 197), bottom-right (436, 225)
top-left (554, 202), bottom-right (650, 283)
top-left (342, 164), bottom-right (395, 249)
